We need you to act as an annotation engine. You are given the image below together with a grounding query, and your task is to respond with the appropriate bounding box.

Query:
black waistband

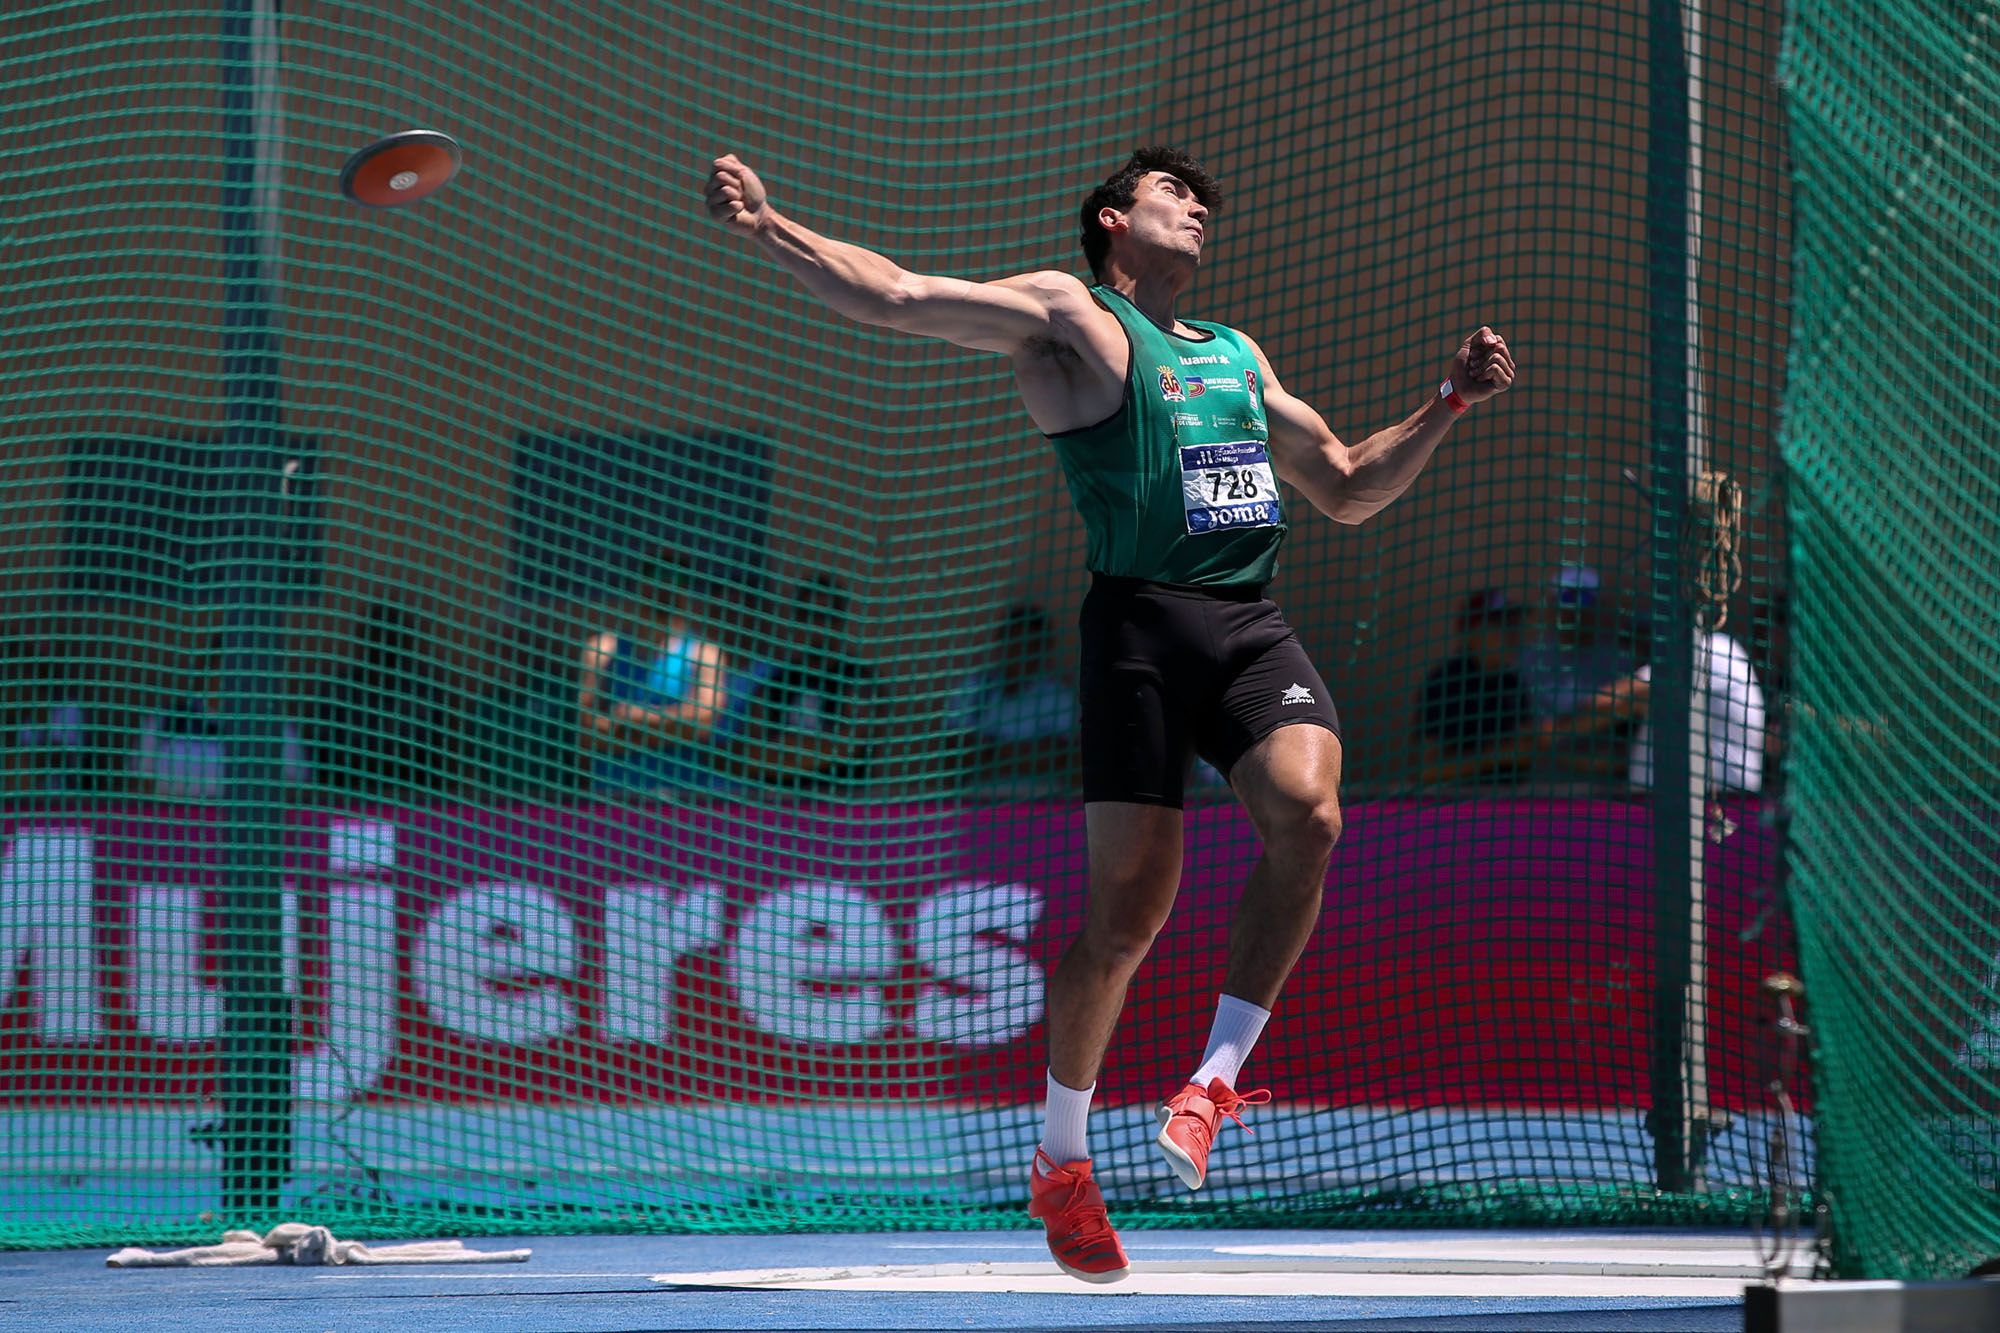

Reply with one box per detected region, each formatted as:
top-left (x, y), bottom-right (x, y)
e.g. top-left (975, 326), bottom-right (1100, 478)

top-left (1088, 572), bottom-right (1269, 603)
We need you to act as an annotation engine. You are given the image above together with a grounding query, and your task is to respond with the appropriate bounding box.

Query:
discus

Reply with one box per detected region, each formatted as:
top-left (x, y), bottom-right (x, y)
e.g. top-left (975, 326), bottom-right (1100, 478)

top-left (339, 129), bottom-right (462, 208)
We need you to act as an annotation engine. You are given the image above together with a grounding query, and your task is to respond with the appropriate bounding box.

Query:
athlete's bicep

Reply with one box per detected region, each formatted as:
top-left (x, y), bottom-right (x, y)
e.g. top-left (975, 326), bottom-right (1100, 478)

top-left (1239, 335), bottom-right (1348, 485)
top-left (892, 270), bottom-right (1088, 355)
top-left (1262, 387), bottom-right (1347, 485)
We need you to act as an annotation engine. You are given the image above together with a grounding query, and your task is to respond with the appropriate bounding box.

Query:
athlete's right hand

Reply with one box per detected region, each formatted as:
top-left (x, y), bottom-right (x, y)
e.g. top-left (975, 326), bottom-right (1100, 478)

top-left (705, 154), bottom-right (769, 235)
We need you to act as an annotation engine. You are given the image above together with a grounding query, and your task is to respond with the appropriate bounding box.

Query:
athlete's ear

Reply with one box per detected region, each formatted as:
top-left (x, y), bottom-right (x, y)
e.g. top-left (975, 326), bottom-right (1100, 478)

top-left (1097, 205), bottom-right (1127, 236)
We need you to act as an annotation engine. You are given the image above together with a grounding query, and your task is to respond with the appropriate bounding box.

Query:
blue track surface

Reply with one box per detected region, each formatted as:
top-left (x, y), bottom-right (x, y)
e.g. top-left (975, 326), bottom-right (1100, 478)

top-left (0, 1231), bottom-right (1750, 1332)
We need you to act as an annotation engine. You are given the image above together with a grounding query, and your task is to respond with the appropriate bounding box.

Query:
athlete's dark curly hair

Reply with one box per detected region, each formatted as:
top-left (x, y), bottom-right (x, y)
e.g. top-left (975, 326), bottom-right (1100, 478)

top-left (1078, 147), bottom-right (1222, 282)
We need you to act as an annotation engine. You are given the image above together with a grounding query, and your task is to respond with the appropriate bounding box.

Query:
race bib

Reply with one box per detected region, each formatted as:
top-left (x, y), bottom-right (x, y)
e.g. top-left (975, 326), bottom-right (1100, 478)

top-left (1180, 440), bottom-right (1282, 534)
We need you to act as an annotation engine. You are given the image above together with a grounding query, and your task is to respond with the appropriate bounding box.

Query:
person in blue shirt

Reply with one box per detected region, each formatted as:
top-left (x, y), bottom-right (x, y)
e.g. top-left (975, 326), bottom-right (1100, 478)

top-left (579, 554), bottom-right (729, 797)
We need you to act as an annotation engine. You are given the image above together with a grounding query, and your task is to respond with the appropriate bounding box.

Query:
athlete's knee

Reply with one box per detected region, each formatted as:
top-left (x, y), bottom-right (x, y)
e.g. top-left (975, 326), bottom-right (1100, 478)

top-left (1078, 869), bottom-right (1177, 972)
top-left (1310, 795), bottom-right (1344, 850)
top-left (1268, 790), bottom-right (1343, 861)
top-left (1057, 904), bottom-right (1164, 980)
top-left (1079, 918), bottom-right (1164, 976)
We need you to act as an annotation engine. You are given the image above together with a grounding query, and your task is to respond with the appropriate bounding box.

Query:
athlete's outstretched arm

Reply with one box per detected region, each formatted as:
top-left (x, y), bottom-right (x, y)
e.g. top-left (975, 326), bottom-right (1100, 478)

top-left (1250, 328), bottom-right (1516, 525)
top-left (706, 153), bottom-right (1089, 355)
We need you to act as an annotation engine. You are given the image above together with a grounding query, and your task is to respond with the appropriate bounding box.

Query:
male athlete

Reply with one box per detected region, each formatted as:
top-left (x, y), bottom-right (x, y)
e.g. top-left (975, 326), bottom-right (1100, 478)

top-left (706, 146), bottom-right (1516, 1282)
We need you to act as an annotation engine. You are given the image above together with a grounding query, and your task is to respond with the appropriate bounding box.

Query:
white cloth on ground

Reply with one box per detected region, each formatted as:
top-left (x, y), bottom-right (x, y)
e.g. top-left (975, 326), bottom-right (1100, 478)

top-left (106, 1222), bottom-right (531, 1267)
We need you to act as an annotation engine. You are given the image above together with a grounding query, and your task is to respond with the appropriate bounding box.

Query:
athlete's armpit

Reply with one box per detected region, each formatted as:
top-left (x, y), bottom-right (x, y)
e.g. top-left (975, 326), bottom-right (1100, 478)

top-left (1020, 332), bottom-right (1083, 365)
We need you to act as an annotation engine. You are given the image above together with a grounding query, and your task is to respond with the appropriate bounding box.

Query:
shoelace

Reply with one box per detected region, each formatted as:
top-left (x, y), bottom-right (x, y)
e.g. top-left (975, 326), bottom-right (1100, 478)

top-left (1034, 1157), bottom-right (1120, 1254)
top-left (1176, 1084), bottom-right (1274, 1154)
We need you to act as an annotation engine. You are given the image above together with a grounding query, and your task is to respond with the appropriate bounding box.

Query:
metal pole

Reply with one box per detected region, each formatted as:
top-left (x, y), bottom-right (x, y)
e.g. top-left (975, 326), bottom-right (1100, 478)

top-left (1646, 0), bottom-right (1709, 1195)
top-left (218, 0), bottom-right (292, 1219)
top-left (1680, 0), bottom-right (1716, 1193)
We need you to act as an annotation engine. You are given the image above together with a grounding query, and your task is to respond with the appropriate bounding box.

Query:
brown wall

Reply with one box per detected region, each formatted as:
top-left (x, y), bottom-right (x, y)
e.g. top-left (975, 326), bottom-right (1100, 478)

top-left (0, 1), bottom-right (1791, 788)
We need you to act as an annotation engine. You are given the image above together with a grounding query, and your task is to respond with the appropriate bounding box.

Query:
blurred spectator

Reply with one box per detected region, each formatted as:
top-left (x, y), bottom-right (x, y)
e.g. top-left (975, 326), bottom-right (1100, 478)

top-left (135, 637), bottom-right (312, 800)
top-left (463, 607), bottom-right (584, 800)
top-left (731, 576), bottom-right (872, 791)
top-left (10, 623), bottom-right (87, 792)
top-left (1414, 588), bottom-right (1544, 785)
top-left (307, 602), bottom-right (447, 802)
top-left (8, 618), bottom-right (147, 796)
top-left (580, 554), bottom-right (729, 797)
top-left (1624, 623), bottom-right (1768, 794)
top-left (13, 697), bottom-right (90, 794)
top-left (1555, 615), bottom-right (1767, 795)
top-left (948, 602), bottom-right (1078, 787)
top-left (1514, 564), bottom-right (1645, 782)
top-left (1518, 564), bottom-right (1634, 718)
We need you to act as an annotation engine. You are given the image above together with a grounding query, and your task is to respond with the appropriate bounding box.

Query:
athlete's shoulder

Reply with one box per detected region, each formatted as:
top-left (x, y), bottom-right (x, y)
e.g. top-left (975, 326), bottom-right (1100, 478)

top-left (1199, 317), bottom-right (1259, 347)
top-left (1207, 321), bottom-right (1279, 371)
top-left (1007, 274), bottom-right (1122, 367)
top-left (989, 269), bottom-right (1098, 315)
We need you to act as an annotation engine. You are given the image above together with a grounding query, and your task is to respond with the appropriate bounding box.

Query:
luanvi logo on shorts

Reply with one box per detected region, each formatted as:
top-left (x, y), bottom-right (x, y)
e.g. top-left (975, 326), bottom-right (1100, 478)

top-left (1281, 683), bottom-right (1314, 705)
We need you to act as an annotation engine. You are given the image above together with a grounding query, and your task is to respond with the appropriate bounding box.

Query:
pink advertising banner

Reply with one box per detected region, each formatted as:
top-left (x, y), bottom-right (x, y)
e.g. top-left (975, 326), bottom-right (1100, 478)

top-left (0, 797), bottom-right (1792, 1109)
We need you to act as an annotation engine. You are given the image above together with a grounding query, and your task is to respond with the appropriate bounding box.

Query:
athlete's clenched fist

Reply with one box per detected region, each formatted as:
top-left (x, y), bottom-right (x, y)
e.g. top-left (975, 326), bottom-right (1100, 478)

top-left (706, 153), bottom-right (770, 235)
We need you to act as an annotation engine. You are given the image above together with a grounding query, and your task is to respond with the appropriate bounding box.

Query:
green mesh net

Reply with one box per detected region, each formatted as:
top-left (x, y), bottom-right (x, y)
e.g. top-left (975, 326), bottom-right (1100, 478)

top-left (0, 1), bottom-right (1806, 1250)
top-left (1782, 0), bottom-right (2000, 1281)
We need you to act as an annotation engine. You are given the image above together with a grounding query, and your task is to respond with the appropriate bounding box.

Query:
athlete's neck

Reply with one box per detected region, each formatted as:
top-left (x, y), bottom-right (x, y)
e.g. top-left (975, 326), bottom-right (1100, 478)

top-left (1104, 268), bottom-right (1195, 338)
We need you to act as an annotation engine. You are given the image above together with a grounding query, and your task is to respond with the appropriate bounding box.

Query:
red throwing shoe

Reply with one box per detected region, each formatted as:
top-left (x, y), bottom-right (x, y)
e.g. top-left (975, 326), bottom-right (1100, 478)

top-left (1026, 1148), bottom-right (1130, 1283)
top-left (1155, 1077), bottom-right (1272, 1190)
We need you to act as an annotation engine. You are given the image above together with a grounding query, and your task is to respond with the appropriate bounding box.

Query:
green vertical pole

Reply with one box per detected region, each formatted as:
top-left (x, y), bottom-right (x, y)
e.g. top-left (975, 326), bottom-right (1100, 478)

top-left (1646, 0), bottom-right (1705, 1196)
top-left (218, 0), bottom-right (293, 1219)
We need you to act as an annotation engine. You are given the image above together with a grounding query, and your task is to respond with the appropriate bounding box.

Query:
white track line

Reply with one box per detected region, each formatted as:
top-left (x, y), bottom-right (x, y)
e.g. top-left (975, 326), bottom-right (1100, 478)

top-left (649, 1262), bottom-right (1748, 1298)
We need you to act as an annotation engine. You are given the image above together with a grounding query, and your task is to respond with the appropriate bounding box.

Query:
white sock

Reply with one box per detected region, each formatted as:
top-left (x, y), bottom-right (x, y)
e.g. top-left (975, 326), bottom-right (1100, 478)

top-left (1038, 1072), bottom-right (1095, 1166)
top-left (1190, 994), bottom-right (1271, 1090)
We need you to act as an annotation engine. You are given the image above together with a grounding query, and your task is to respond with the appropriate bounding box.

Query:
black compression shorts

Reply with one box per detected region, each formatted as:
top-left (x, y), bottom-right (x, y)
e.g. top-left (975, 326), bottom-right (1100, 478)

top-left (1078, 574), bottom-right (1342, 807)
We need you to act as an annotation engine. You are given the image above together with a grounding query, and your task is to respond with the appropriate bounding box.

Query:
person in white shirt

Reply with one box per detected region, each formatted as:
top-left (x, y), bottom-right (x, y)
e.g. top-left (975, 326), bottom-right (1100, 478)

top-left (1564, 623), bottom-right (1766, 795)
top-left (1627, 626), bottom-right (1766, 793)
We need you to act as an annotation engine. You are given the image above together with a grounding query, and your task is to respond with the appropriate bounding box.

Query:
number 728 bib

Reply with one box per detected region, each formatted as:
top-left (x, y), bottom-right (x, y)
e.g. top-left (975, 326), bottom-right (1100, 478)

top-left (1179, 440), bottom-right (1284, 534)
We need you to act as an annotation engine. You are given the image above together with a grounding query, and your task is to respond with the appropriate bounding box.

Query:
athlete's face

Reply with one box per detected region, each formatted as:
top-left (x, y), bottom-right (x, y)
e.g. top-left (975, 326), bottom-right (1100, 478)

top-left (1105, 170), bottom-right (1209, 271)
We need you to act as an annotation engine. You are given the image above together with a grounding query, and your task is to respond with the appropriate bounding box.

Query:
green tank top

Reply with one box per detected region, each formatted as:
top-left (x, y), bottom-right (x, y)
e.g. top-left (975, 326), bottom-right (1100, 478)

top-left (1047, 284), bottom-right (1288, 588)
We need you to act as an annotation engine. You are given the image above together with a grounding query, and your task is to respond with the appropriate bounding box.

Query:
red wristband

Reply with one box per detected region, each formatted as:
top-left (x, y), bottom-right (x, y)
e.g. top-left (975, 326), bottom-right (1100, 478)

top-left (1439, 378), bottom-right (1469, 414)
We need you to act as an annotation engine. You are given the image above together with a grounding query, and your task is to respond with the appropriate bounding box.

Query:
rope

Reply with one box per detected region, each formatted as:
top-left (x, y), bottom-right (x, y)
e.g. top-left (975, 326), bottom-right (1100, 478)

top-left (1689, 467), bottom-right (1745, 630)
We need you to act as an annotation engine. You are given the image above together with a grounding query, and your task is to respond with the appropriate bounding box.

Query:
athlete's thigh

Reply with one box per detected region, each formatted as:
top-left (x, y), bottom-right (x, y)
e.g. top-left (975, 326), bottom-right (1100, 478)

top-left (1229, 720), bottom-right (1344, 843)
top-left (1196, 606), bottom-right (1342, 786)
top-left (1083, 799), bottom-right (1185, 934)
top-left (1079, 582), bottom-right (1198, 807)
